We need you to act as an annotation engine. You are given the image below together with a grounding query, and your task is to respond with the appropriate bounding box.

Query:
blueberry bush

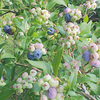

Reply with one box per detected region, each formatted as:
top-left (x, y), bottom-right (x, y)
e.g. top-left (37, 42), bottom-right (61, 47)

top-left (0, 0), bottom-right (100, 100)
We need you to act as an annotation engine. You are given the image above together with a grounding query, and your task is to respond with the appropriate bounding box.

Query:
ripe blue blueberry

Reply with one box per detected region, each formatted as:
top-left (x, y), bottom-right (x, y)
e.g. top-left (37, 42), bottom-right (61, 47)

top-left (82, 50), bottom-right (91, 61)
top-left (3, 25), bottom-right (13, 35)
top-left (27, 53), bottom-right (34, 60)
top-left (33, 49), bottom-right (42, 59)
top-left (47, 27), bottom-right (55, 35)
top-left (65, 13), bottom-right (71, 22)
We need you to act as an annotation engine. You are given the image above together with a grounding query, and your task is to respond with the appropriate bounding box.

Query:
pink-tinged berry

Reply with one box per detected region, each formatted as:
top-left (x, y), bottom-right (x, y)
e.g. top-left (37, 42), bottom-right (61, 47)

top-left (67, 22), bottom-right (74, 27)
top-left (32, 77), bottom-right (36, 83)
top-left (63, 62), bottom-right (70, 70)
top-left (40, 95), bottom-right (48, 100)
top-left (22, 72), bottom-right (28, 79)
top-left (97, 44), bottom-right (100, 50)
top-left (74, 36), bottom-right (79, 41)
top-left (65, 28), bottom-right (71, 33)
top-left (67, 36), bottom-right (73, 41)
top-left (35, 43), bottom-right (43, 49)
top-left (90, 52), bottom-right (99, 60)
top-left (72, 64), bottom-right (79, 72)
top-left (64, 7), bottom-right (71, 13)
top-left (22, 80), bottom-right (28, 89)
top-left (91, 3), bottom-right (97, 10)
top-left (42, 82), bottom-right (50, 90)
top-left (38, 78), bottom-right (44, 86)
top-left (46, 87), bottom-right (57, 99)
top-left (90, 60), bottom-right (100, 67)
top-left (2, 21), bottom-right (7, 26)
top-left (27, 75), bottom-right (33, 83)
top-left (71, 40), bottom-right (75, 45)
top-left (30, 69), bottom-right (37, 77)
top-left (56, 93), bottom-right (65, 100)
top-left (81, 46), bottom-right (87, 50)
top-left (16, 78), bottom-right (22, 83)
top-left (43, 74), bottom-right (51, 82)
top-left (89, 43), bottom-right (98, 52)
top-left (15, 84), bottom-right (22, 90)
top-left (29, 46), bottom-right (35, 52)
top-left (27, 83), bottom-right (33, 89)
top-left (70, 59), bottom-right (77, 65)
top-left (57, 85), bottom-right (64, 93)
top-left (49, 78), bottom-right (59, 87)
top-left (73, 16), bottom-right (78, 20)
top-left (65, 42), bottom-right (71, 48)
top-left (71, 31), bottom-right (77, 36)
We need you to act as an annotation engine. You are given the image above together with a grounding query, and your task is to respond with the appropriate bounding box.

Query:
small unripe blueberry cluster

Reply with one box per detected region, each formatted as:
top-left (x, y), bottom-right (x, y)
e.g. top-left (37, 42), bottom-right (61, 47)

top-left (13, 69), bottom-right (37, 94)
top-left (0, 76), bottom-right (6, 87)
top-left (61, 22), bottom-right (80, 48)
top-left (63, 59), bottom-right (81, 72)
top-left (38, 74), bottom-right (65, 100)
top-left (27, 42), bottom-right (47, 60)
top-left (81, 0), bottom-right (97, 10)
top-left (64, 7), bottom-right (82, 21)
top-left (82, 41), bottom-right (100, 67)
top-left (30, 7), bottom-right (50, 22)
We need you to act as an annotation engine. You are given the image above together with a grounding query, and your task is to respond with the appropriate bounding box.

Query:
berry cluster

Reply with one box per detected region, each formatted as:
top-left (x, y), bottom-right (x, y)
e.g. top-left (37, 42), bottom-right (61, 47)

top-left (64, 7), bottom-right (82, 21)
top-left (30, 7), bottom-right (50, 23)
top-left (82, 41), bottom-right (100, 67)
top-left (63, 59), bottom-right (81, 72)
top-left (13, 69), bottom-right (37, 94)
top-left (60, 22), bottom-right (80, 48)
top-left (0, 76), bottom-right (6, 87)
top-left (81, 0), bottom-right (97, 10)
top-left (38, 74), bottom-right (65, 100)
top-left (27, 43), bottom-right (47, 60)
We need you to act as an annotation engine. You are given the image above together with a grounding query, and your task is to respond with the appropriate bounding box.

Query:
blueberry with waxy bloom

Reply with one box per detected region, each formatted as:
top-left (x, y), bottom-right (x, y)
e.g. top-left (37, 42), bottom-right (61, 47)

top-left (46, 87), bottom-right (57, 99)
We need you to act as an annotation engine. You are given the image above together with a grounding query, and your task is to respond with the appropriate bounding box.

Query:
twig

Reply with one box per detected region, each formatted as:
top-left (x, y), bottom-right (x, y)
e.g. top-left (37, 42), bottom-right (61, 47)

top-left (82, 62), bottom-right (89, 74)
top-left (85, 67), bottom-right (94, 74)
top-left (78, 91), bottom-right (96, 100)
top-left (14, 62), bottom-right (42, 72)
top-left (68, 48), bottom-right (71, 57)
top-left (0, 10), bottom-right (17, 16)
top-left (77, 84), bottom-right (96, 100)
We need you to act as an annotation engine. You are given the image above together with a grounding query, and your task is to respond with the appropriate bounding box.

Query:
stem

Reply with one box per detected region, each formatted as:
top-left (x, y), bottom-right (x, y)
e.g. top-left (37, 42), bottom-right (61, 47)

top-left (14, 62), bottom-right (42, 72)
top-left (68, 48), bottom-right (71, 57)
top-left (0, 10), bottom-right (17, 16)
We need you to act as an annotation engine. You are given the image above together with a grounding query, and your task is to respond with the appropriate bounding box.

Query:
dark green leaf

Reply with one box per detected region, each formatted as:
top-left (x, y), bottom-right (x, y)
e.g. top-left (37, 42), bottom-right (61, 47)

top-left (52, 47), bottom-right (63, 75)
top-left (26, 59), bottom-right (51, 73)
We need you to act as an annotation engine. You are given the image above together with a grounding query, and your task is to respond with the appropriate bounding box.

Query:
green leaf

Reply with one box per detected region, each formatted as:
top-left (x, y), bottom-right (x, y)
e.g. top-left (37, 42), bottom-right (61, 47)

top-left (55, 25), bottom-right (65, 35)
top-left (52, 47), bottom-right (63, 76)
top-left (32, 83), bottom-right (41, 92)
top-left (0, 42), bottom-right (6, 49)
top-left (83, 15), bottom-right (88, 23)
top-left (80, 21), bottom-right (92, 36)
top-left (46, 1), bottom-right (56, 10)
top-left (69, 72), bottom-right (77, 89)
top-left (26, 60), bottom-right (51, 73)
top-left (1, 53), bottom-right (15, 59)
top-left (53, 0), bottom-right (67, 6)
top-left (87, 82), bottom-right (100, 95)
top-left (0, 64), bottom-right (3, 79)
top-left (27, 26), bottom-right (35, 36)
top-left (92, 34), bottom-right (97, 42)
top-left (77, 75), bottom-right (91, 83)
top-left (0, 81), bottom-right (15, 100)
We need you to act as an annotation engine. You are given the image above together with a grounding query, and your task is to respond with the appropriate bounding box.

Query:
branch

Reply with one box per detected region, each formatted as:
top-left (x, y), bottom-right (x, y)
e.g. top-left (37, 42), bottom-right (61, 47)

top-left (77, 84), bottom-right (96, 100)
top-left (85, 67), bottom-right (94, 74)
top-left (0, 10), bottom-right (17, 16)
top-left (14, 62), bottom-right (42, 72)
